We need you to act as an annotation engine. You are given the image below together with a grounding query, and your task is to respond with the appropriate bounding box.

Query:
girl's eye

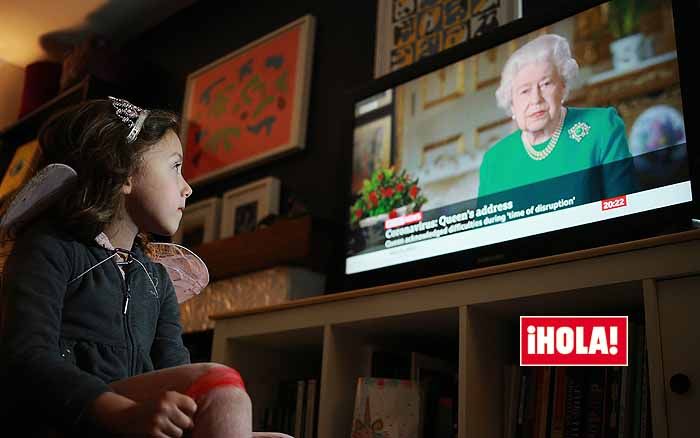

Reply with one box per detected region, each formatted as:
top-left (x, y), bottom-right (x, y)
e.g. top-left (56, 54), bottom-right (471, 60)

top-left (173, 162), bottom-right (182, 171)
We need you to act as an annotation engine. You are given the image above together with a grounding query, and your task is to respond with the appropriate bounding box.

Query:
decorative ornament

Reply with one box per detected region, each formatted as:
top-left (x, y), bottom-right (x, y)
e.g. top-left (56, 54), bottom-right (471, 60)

top-left (108, 96), bottom-right (150, 143)
top-left (568, 121), bottom-right (591, 143)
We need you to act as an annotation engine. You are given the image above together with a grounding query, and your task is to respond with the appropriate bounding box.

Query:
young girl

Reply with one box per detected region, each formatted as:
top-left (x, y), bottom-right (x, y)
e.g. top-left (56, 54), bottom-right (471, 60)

top-left (0, 98), bottom-right (254, 437)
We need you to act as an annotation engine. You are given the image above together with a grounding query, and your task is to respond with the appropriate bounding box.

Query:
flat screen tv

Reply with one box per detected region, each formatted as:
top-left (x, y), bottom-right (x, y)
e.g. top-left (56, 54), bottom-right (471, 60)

top-left (343, 0), bottom-right (697, 289)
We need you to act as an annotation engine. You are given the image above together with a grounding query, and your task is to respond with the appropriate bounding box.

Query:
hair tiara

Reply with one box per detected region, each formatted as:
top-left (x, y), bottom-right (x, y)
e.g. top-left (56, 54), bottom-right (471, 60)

top-left (108, 96), bottom-right (151, 143)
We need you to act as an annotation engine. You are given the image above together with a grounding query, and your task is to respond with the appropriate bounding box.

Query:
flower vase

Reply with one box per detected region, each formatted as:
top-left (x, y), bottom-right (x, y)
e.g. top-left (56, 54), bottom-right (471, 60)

top-left (609, 33), bottom-right (647, 71)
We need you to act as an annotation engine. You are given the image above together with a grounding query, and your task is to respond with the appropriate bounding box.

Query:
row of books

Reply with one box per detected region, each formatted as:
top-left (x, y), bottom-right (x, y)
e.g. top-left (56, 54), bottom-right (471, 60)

top-left (504, 322), bottom-right (650, 438)
top-left (258, 378), bottom-right (319, 438)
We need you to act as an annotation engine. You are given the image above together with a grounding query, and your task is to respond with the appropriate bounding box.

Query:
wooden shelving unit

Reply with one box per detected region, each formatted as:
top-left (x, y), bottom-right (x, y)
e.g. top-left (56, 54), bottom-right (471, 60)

top-left (210, 229), bottom-right (700, 438)
top-left (192, 215), bottom-right (331, 281)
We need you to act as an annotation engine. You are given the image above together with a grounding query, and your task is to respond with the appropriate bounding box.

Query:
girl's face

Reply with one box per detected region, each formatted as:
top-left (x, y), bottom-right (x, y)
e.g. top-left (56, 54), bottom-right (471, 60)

top-left (510, 61), bottom-right (566, 136)
top-left (126, 130), bottom-right (192, 236)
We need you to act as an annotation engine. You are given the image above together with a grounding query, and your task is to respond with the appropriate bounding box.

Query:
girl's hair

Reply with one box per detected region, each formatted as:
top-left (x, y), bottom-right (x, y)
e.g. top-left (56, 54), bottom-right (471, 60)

top-left (32, 98), bottom-right (180, 243)
top-left (495, 34), bottom-right (580, 115)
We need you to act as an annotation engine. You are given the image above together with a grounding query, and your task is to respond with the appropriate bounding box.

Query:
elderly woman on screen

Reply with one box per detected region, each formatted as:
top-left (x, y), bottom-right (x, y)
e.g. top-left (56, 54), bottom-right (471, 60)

top-left (477, 34), bottom-right (637, 204)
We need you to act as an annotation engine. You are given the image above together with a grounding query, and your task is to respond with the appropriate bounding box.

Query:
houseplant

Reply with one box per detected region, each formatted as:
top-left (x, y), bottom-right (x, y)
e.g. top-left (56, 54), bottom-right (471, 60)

top-left (350, 166), bottom-right (427, 228)
top-left (607, 0), bottom-right (654, 70)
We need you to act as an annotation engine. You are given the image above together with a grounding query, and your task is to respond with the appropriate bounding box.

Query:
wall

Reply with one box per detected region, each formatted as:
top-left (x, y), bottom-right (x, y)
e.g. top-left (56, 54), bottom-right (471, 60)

top-left (0, 59), bottom-right (24, 131)
top-left (125, 0), bottom-right (378, 290)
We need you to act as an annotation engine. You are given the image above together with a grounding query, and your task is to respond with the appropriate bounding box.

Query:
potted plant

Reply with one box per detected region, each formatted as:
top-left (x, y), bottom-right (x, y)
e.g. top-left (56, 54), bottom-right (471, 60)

top-left (607, 0), bottom-right (654, 70)
top-left (350, 166), bottom-right (427, 229)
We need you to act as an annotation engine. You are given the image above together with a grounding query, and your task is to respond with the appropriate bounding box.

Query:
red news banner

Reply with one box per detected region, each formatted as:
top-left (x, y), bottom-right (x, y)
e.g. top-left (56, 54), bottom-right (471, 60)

top-left (520, 316), bottom-right (628, 366)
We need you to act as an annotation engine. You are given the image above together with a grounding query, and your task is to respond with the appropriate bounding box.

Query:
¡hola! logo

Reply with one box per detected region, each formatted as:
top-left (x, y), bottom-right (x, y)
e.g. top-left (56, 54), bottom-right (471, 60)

top-left (520, 316), bottom-right (628, 366)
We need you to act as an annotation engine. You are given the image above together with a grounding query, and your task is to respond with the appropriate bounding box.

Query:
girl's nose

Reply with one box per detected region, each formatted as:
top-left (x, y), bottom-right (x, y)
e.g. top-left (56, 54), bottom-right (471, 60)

top-left (182, 180), bottom-right (193, 198)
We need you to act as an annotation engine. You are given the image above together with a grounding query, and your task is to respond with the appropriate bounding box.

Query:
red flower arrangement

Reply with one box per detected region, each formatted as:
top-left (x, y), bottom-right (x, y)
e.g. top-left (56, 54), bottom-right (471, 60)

top-left (350, 166), bottom-right (427, 227)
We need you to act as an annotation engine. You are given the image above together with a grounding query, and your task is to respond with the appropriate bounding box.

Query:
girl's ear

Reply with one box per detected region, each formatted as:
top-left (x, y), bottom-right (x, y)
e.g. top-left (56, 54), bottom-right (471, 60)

top-left (122, 176), bottom-right (133, 195)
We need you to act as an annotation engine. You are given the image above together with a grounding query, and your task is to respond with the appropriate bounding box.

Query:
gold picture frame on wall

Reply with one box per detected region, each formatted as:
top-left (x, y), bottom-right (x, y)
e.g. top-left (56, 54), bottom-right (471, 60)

top-left (472, 41), bottom-right (517, 90)
top-left (422, 60), bottom-right (466, 110)
top-left (474, 117), bottom-right (516, 152)
top-left (420, 133), bottom-right (465, 168)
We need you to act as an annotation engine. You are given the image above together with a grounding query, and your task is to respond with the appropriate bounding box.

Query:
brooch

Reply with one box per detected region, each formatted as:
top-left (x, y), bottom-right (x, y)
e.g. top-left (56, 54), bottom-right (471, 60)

top-left (568, 122), bottom-right (590, 143)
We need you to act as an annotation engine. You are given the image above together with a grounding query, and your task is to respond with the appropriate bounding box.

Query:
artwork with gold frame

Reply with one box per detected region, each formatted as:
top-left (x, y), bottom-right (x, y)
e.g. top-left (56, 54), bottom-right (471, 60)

top-left (472, 41), bottom-right (517, 90)
top-left (422, 60), bottom-right (466, 110)
top-left (352, 116), bottom-right (393, 193)
top-left (0, 139), bottom-right (42, 201)
top-left (474, 117), bottom-right (516, 152)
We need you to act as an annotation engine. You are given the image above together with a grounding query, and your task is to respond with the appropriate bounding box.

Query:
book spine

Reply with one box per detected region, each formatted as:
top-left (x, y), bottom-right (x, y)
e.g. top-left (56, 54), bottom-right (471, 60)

top-left (563, 368), bottom-right (585, 438)
top-left (549, 366), bottom-right (568, 438)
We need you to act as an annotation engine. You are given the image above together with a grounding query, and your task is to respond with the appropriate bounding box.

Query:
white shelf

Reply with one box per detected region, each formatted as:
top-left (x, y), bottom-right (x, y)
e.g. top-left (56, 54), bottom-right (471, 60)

top-left (586, 51), bottom-right (677, 85)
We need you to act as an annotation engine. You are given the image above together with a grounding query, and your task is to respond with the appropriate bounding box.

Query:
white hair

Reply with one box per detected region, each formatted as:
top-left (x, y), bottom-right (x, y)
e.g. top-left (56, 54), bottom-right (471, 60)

top-left (495, 34), bottom-right (579, 116)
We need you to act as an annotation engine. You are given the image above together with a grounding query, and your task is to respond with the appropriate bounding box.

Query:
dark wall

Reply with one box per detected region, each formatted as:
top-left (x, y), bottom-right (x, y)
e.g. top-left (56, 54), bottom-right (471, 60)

top-left (125, 0), bottom-right (379, 291)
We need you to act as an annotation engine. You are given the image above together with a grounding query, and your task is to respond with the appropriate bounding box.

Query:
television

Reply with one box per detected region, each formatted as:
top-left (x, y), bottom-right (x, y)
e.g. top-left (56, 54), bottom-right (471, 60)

top-left (343, 0), bottom-right (698, 289)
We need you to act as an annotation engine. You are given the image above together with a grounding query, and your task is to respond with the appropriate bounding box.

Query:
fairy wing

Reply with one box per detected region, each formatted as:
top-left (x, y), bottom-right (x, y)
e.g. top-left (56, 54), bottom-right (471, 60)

top-left (0, 163), bottom-right (77, 231)
top-left (147, 242), bottom-right (210, 304)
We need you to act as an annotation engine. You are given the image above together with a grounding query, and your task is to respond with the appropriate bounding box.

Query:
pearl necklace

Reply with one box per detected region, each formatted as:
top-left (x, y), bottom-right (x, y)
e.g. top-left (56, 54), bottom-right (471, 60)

top-left (522, 108), bottom-right (567, 161)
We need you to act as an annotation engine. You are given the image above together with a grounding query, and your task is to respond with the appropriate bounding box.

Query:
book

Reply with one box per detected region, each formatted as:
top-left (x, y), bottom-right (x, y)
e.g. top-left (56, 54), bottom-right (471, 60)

top-left (304, 378), bottom-right (318, 438)
top-left (563, 367), bottom-right (586, 438)
top-left (351, 377), bottom-right (421, 438)
top-left (294, 380), bottom-right (306, 438)
top-left (504, 365), bottom-right (522, 438)
top-left (549, 366), bottom-right (568, 438)
top-left (582, 367), bottom-right (606, 438)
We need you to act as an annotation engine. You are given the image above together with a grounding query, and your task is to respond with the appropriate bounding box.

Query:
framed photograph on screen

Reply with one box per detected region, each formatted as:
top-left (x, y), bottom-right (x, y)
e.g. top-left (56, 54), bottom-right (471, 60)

top-left (220, 177), bottom-right (281, 238)
top-left (172, 197), bottom-right (221, 248)
top-left (422, 60), bottom-right (465, 110)
top-left (181, 15), bottom-right (315, 186)
top-left (472, 41), bottom-right (516, 90)
top-left (474, 117), bottom-right (516, 152)
top-left (352, 116), bottom-right (392, 193)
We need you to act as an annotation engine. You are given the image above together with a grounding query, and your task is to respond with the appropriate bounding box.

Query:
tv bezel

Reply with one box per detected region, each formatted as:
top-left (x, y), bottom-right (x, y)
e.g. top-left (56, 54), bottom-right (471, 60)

top-left (341, 0), bottom-right (700, 292)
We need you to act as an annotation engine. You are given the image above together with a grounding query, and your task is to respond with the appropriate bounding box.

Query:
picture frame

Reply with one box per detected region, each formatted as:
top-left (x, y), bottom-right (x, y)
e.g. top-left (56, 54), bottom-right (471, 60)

top-left (181, 15), bottom-right (315, 186)
top-left (172, 197), bottom-right (222, 248)
top-left (0, 139), bottom-right (42, 201)
top-left (472, 41), bottom-right (517, 90)
top-left (420, 133), bottom-right (465, 169)
top-left (422, 60), bottom-right (466, 110)
top-left (352, 116), bottom-right (393, 193)
top-left (220, 177), bottom-right (281, 238)
top-left (355, 90), bottom-right (393, 117)
top-left (474, 117), bottom-right (517, 152)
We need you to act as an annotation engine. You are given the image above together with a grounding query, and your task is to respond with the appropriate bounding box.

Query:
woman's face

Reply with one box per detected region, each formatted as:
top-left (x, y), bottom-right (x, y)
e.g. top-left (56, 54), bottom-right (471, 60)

top-left (510, 61), bottom-right (566, 136)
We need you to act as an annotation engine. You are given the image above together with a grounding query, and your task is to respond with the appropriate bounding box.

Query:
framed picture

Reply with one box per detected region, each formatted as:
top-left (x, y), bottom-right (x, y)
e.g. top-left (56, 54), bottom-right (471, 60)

top-left (0, 139), bottom-right (42, 201)
top-left (474, 117), bottom-right (517, 151)
top-left (421, 134), bottom-right (465, 169)
top-left (355, 90), bottom-right (393, 117)
top-left (172, 197), bottom-right (221, 247)
top-left (352, 116), bottom-right (392, 193)
top-left (220, 177), bottom-right (281, 238)
top-left (422, 60), bottom-right (465, 110)
top-left (181, 15), bottom-right (315, 186)
top-left (472, 40), bottom-right (516, 90)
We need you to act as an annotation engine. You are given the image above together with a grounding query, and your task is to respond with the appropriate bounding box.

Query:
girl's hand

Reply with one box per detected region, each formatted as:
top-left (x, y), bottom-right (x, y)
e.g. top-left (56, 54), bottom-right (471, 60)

top-left (91, 390), bottom-right (198, 437)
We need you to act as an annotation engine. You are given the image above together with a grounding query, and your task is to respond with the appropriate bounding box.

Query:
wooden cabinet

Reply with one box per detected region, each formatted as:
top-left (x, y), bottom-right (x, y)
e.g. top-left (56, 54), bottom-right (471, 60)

top-left (653, 275), bottom-right (700, 438)
top-left (210, 230), bottom-right (700, 437)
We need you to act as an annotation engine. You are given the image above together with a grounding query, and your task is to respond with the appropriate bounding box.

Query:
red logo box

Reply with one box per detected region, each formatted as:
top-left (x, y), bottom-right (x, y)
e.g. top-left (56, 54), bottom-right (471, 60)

top-left (520, 316), bottom-right (628, 366)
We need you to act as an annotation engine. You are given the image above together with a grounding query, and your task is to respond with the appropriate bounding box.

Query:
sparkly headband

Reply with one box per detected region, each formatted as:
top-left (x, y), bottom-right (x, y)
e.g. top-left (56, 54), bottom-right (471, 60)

top-left (108, 96), bottom-right (151, 143)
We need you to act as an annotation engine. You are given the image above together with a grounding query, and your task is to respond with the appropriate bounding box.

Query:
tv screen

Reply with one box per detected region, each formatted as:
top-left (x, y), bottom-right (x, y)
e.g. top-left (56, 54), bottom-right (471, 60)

top-left (345, 0), bottom-right (693, 280)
